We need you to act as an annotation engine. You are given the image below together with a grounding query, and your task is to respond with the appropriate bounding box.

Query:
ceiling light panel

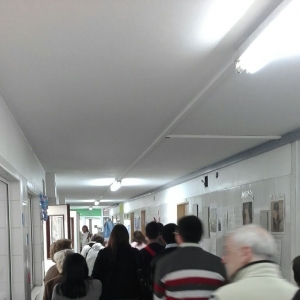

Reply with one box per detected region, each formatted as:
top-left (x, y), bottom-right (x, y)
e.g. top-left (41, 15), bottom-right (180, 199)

top-left (88, 178), bottom-right (115, 186)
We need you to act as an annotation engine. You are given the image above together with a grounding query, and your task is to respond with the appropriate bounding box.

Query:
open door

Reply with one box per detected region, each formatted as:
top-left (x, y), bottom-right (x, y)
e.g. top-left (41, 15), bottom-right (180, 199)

top-left (177, 203), bottom-right (189, 221)
top-left (130, 213), bottom-right (134, 242)
top-left (46, 204), bottom-right (71, 258)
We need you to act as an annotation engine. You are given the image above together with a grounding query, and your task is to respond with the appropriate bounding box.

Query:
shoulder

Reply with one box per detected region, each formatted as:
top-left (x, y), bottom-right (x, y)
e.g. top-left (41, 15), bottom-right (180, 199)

top-left (89, 279), bottom-right (102, 288)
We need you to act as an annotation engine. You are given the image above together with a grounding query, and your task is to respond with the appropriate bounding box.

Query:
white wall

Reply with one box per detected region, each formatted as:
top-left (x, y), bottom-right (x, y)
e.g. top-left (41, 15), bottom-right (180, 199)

top-left (121, 144), bottom-right (297, 281)
top-left (0, 94), bottom-right (45, 191)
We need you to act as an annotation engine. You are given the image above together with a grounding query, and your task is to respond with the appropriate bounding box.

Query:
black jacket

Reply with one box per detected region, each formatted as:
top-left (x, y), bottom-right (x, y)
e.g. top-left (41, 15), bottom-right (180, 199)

top-left (92, 246), bottom-right (141, 300)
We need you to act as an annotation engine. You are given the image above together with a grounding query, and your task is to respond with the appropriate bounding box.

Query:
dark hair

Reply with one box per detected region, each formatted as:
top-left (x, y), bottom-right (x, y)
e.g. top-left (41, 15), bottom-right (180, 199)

top-left (133, 231), bottom-right (147, 245)
top-left (58, 253), bottom-right (89, 298)
top-left (91, 234), bottom-right (105, 246)
top-left (293, 256), bottom-right (300, 286)
top-left (146, 222), bottom-right (160, 239)
top-left (82, 225), bottom-right (89, 231)
top-left (178, 216), bottom-right (203, 243)
top-left (162, 223), bottom-right (178, 244)
top-left (108, 224), bottom-right (130, 254)
top-left (157, 223), bottom-right (163, 234)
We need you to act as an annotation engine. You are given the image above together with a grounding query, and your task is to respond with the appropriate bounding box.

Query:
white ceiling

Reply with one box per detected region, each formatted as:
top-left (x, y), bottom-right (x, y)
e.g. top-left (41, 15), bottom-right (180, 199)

top-left (1, 0), bottom-right (299, 209)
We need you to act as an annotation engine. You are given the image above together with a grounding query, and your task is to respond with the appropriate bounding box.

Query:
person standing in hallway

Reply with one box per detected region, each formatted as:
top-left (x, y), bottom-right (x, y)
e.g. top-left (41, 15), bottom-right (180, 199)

top-left (43, 249), bottom-right (73, 300)
top-left (209, 224), bottom-right (297, 300)
top-left (150, 223), bottom-right (178, 290)
top-left (81, 225), bottom-right (92, 251)
top-left (291, 255), bottom-right (300, 300)
top-left (154, 216), bottom-right (226, 300)
top-left (44, 239), bottom-right (72, 283)
top-left (85, 234), bottom-right (105, 276)
top-left (131, 230), bottom-right (147, 250)
top-left (140, 222), bottom-right (165, 299)
top-left (52, 253), bottom-right (102, 300)
top-left (92, 224), bottom-right (144, 300)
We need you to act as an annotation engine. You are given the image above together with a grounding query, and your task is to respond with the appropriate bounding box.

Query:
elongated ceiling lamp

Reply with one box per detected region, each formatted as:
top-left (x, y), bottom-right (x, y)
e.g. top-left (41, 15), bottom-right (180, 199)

top-left (110, 180), bottom-right (122, 192)
top-left (236, 0), bottom-right (300, 74)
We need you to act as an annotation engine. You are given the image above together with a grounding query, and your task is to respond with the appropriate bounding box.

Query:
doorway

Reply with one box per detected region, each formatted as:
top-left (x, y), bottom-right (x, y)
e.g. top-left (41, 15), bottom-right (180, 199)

top-left (177, 203), bottom-right (189, 220)
top-left (130, 213), bottom-right (134, 242)
top-left (0, 180), bottom-right (11, 299)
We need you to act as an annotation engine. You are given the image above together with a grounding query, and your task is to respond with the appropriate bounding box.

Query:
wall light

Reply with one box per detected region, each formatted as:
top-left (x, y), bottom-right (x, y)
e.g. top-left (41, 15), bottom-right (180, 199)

top-left (110, 180), bottom-right (122, 192)
top-left (89, 206), bottom-right (93, 211)
top-left (236, 0), bottom-right (300, 74)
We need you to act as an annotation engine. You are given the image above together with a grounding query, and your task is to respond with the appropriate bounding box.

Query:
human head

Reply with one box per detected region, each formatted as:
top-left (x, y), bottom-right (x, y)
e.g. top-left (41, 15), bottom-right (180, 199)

top-left (162, 223), bottom-right (178, 244)
top-left (133, 231), bottom-right (146, 245)
top-left (91, 233), bottom-right (105, 246)
top-left (222, 224), bottom-right (276, 279)
top-left (108, 224), bottom-right (129, 253)
top-left (82, 225), bottom-right (88, 233)
top-left (60, 253), bottom-right (89, 298)
top-left (176, 216), bottom-right (203, 244)
top-left (49, 239), bottom-right (72, 262)
top-left (293, 256), bottom-right (300, 286)
top-left (53, 249), bottom-right (74, 273)
top-left (157, 222), bottom-right (163, 235)
top-left (146, 222), bottom-right (160, 240)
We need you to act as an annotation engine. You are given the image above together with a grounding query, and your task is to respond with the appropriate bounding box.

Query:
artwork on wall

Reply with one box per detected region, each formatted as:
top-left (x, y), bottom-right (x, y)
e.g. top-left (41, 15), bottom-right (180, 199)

top-left (209, 203), bottom-right (217, 235)
top-left (241, 191), bottom-right (254, 225)
top-left (270, 197), bottom-right (285, 233)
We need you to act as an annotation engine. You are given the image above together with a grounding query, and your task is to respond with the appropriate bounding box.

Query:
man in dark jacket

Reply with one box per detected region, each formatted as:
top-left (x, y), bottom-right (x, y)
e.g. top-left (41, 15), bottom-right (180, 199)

top-left (140, 222), bottom-right (165, 299)
top-left (150, 223), bottom-right (178, 283)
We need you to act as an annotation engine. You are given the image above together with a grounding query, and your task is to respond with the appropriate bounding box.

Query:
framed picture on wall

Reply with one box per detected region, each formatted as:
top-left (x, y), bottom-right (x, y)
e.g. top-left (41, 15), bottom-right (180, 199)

top-left (242, 202), bottom-right (253, 225)
top-left (270, 199), bottom-right (284, 233)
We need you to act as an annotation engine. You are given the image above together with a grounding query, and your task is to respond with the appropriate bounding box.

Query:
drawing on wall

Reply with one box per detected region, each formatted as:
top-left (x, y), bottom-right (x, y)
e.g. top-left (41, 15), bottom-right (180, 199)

top-left (271, 199), bottom-right (284, 233)
top-left (243, 202), bottom-right (253, 225)
top-left (241, 190), bottom-right (254, 226)
top-left (209, 203), bottom-right (217, 234)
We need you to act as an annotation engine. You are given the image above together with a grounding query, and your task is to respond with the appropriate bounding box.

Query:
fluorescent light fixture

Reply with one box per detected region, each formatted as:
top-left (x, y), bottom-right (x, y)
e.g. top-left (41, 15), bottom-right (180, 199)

top-left (89, 178), bottom-right (115, 186)
top-left (202, 0), bottom-right (254, 45)
top-left (166, 135), bottom-right (281, 140)
top-left (236, 0), bottom-right (300, 74)
top-left (110, 180), bottom-right (122, 192)
top-left (121, 178), bottom-right (147, 186)
top-left (89, 206), bottom-right (93, 211)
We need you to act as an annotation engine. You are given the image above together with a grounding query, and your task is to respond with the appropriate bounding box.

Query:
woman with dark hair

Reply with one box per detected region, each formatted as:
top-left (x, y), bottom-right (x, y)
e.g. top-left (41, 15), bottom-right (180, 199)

top-left (52, 253), bottom-right (102, 300)
top-left (131, 230), bottom-right (147, 250)
top-left (92, 224), bottom-right (143, 300)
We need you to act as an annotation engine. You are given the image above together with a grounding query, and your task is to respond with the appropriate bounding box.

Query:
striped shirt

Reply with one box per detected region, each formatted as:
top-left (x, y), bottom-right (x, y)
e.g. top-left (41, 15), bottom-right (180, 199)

top-left (154, 244), bottom-right (226, 300)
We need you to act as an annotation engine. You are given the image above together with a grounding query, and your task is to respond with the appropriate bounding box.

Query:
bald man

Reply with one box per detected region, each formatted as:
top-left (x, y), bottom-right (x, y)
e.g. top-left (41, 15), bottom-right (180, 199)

top-left (210, 224), bottom-right (297, 300)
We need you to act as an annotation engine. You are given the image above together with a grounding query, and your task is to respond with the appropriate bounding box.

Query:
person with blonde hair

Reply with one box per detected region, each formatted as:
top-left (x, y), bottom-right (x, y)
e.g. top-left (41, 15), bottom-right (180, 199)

top-left (43, 249), bottom-right (73, 300)
top-left (44, 239), bottom-right (72, 282)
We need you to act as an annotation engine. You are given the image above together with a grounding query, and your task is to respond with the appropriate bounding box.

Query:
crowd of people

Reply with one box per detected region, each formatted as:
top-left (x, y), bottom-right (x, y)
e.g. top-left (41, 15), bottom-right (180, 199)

top-left (43, 216), bottom-right (300, 300)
